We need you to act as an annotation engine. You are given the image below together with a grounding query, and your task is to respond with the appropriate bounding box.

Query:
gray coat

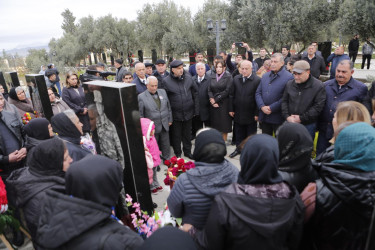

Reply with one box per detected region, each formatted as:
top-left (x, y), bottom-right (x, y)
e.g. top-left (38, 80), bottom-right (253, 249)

top-left (115, 66), bottom-right (127, 82)
top-left (138, 89), bottom-right (172, 133)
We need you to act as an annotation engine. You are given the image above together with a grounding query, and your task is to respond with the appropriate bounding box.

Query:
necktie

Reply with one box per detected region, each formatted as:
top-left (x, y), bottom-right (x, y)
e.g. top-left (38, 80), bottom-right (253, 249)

top-left (142, 80), bottom-right (146, 85)
top-left (243, 77), bottom-right (246, 83)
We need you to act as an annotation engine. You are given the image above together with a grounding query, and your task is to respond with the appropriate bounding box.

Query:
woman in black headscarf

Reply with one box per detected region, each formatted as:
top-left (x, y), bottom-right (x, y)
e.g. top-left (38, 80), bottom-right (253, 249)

top-left (188, 134), bottom-right (304, 250)
top-left (7, 137), bottom-right (72, 241)
top-left (24, 118), bottom-right (54, 154)
top-left (277, 122), bottom-right (318, 193)
top-left (51, 110), bottom-right (92, 161)
top-left (167, 128), bottom-right (239, 229)
top-left (7, 87), bottom-right (36, 119)
top-left (36, 155), bottom-right (143, 249)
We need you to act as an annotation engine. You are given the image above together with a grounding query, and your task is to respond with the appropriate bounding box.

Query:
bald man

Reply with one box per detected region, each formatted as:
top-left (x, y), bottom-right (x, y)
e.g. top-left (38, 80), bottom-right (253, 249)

top-left (132, 62), bottom-right (148, 94)
top-left (229, 60), bottom-right (261, 157)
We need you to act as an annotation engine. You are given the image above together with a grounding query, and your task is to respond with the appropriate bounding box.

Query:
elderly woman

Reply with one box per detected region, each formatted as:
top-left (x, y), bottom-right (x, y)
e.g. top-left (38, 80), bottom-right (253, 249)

top-left (277, 122), bottom-right (318, 193)
top-left (316, 101), bottom-right (371, 163)
top-left (167, 128), bottom-right (239, 229)
top-left (7, 138), bottom-right (72, 241)
top-left (208, 60), bottom-right (233, 141)
top-left (301, 122), bottom-right (375, 249)
top-left (62, 72), bottom-right (90, 133)
top-left (48, 88), bottom-right (70, 115)
top-left (51, 110), bottom-right (92, 161)
top-left (8, 87), bottom-right (36, 118)
top-left (186, 134), bottom-right (304, 250)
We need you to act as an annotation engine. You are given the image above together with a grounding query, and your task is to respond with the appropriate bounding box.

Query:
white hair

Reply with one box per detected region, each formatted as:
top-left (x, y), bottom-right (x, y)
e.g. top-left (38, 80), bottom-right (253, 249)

top-left (15, 86), bottom-right (24, 94)
top-left (195, 62), bottom-right (205, 70)
top-left (146, 76), bottom-right (158, 85)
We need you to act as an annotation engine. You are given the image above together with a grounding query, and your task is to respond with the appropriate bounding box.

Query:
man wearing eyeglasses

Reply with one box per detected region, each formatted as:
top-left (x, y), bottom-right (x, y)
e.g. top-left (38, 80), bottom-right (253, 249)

top-left (122, 72), bottom-right (134, 83)
top-left (281, 60), bottom-right (326, 140)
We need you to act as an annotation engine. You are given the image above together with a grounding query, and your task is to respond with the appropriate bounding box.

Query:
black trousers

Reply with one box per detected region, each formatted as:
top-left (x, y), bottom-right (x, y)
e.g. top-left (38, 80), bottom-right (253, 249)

top-left (260, 122), bottom-right (280, 136)
top-left (155, 127), bottom-right (171, 159)
top-left (170, 119), bottom-right (192, 156)
top-left (349, 51), bottom-right (358, 63)
top-left (362, 54), bottom-right (372, 69)
top-left (235, 122), bottom-right (257, 146)
top-left (192, 115), bottom-right (210, 138)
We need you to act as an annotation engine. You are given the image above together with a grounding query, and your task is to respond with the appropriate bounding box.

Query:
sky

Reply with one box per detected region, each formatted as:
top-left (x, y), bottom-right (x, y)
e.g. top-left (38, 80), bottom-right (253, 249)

top-left (0, 0), bottom-right (205, 51)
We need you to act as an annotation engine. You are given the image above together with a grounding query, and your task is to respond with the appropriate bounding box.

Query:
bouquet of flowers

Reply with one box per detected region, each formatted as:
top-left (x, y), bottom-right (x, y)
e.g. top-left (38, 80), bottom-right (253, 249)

top-left (22, 111), bottom-right (38, 125)
top-left (126, 194), bottom-right (178, 238)
top-left (163, 156), bottom-right (195, 188)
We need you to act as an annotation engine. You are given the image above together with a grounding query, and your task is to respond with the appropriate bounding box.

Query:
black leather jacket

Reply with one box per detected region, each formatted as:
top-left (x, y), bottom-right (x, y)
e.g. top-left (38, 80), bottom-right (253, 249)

top-left (0, 110), bottom-right (25, 165)
top-left (310, 162), bottom-right (375, 249)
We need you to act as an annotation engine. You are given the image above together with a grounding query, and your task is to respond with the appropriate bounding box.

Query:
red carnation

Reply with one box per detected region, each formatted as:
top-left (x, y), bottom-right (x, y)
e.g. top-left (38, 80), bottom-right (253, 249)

top-left (170, 156), bottom-right (177, 164)
top-left (164, 160), bottom-right (171, 166)
top-left (163, 175), bottom-right (170, 185)
top-left (177, 158), bottom-right (185, 166)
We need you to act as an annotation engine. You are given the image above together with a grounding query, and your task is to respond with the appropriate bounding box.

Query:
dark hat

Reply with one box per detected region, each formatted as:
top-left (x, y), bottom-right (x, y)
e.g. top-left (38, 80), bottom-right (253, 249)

top-left (115, 59), bottom-right (123, 65)
top-left (292, 60), bottom-right (310, 73)
top-left (47, 63), bottom-right (53, 68)
top-left (155, 59), bottom-right (166, 65)
top-left (97, 62), bottom-right (105, 67)
top-left (170, 60), bottom-right (183, 69)
top-left (45, 69), bottom-right (56, 77)
top-left (145, 62), bottom-right (154, 68)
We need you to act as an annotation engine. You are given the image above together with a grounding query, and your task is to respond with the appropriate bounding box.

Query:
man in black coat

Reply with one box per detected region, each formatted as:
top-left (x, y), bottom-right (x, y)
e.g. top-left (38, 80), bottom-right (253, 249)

top-left (191, 62), bottom-right (210, 139)
top-left (302, 45), bottom-right (326, 79)
top-left (281, 60), bottom-right (326, 140)
top-left (348, 34), bottom-right (360, 63)
top-left (163, 60), bottom-right (199, 159)
top-left (153, 59), bottom-right (169, 89)
top-left (229, 60), bottom-right (261, 158)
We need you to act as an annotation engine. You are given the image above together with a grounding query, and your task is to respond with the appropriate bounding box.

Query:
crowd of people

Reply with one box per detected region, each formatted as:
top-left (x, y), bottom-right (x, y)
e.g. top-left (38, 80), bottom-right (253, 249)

top-left (0, 39), bottom-right (375, 249)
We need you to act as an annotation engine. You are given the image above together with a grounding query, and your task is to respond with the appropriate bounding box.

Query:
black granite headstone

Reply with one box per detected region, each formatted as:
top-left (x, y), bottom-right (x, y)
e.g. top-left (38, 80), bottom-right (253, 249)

top-left (83, 81), bottom-right (153, 213)
top-left (152, 49), bottom-right (157, 64)
top-left (7, 72), bottom-right (20, 87)
top-left (4, 71), bottom-right (20, 88)
top-left (25, 74), bottom-right (53, 121)
top-left (138, 50), bottom-right (143, 62)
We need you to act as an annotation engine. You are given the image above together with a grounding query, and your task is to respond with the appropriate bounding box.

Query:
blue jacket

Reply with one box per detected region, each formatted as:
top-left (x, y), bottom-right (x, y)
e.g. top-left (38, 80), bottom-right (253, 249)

top-left (327, 53), bottom-right (350, 79)
top-left (188, 64), bottom-right (210, 77)
top-left (255, 68), bottom-right (294, 124)
top-left (318, 77), bottom-right (368, 140)
top-left (132, 76), bottom-right (148, 94)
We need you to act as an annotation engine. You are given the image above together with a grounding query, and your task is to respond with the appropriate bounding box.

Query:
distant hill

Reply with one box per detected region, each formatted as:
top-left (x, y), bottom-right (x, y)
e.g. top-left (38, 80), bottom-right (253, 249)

top-left (5, 45), bottom-right (49, 57)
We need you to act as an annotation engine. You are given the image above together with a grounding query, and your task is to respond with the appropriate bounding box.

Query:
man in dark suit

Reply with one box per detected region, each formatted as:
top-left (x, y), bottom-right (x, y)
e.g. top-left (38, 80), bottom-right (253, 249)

top-left (132, 63), bottom-right (148, 94)
top-left (138, 76), bottom-right (172, 160)
top-left (229, 60), bottom-right (261, 157)
top-left (191, 62), bottom-right (210, 138)
top-left (114, 59), bottom-right (127, 82)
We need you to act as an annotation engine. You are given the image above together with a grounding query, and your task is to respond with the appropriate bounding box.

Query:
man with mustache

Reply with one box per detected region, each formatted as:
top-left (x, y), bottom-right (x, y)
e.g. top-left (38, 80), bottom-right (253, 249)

top-left (316, 60), bottom-right (368, 155)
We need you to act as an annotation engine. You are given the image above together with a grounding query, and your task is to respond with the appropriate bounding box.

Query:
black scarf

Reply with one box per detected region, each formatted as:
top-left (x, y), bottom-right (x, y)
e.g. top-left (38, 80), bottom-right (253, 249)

top-left (65, 155), bottom-right (123, 208)
top-left (28, 137), bottom-right (65, 177)
top-left (24, 118), bottom-right (51, 140)
top-left (239, 134), bottom-right (283, 184)
top-left (51, 113), bottom-right (82, 144)
top-left (277, 122), bottom-right (313, 170)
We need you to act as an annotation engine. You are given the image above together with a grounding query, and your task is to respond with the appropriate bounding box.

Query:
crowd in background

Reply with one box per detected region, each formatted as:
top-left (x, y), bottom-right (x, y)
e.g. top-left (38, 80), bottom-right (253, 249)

top-left (0, 38), bottom-right (375, 249)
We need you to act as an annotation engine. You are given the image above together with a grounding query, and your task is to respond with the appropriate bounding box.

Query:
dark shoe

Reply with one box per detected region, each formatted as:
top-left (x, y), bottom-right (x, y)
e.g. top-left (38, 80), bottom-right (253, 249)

top-left (157, 166), bottom-right (161, 172)
top-left (229, 150), bottom-right (240, 158)
top-left (176, 154), bottom-right (181, 158)
top-left (153, 202), bottom-right (158, 209)
top-left (185, 153), bottom-right (194, 160)
top-left (231, 141), bottom-right (235, 146)
top-left (12, 229), bottom-right (24, 247)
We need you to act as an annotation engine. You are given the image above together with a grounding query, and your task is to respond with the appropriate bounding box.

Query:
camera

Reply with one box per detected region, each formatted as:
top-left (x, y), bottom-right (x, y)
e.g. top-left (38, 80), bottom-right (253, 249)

top-left (235, 42), bottom-right (243, 47)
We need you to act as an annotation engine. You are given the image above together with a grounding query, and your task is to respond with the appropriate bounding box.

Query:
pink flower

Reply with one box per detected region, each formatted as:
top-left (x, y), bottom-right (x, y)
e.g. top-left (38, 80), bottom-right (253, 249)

top-left (133, 202), bottom-right (141, 216)
top-left (125, 194), bottom-right (133, 203)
